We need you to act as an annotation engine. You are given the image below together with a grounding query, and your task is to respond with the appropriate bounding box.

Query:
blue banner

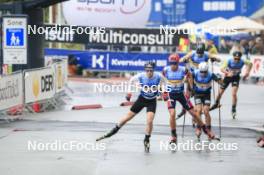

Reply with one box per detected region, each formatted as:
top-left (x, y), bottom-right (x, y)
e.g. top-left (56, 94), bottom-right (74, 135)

top-left (45, 49), bottom-right (186, 72)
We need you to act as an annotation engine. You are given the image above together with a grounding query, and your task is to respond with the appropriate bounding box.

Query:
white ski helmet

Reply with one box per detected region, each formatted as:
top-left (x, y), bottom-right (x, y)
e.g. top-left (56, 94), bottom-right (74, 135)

top-left (198, 62), bottom-right (209, 72)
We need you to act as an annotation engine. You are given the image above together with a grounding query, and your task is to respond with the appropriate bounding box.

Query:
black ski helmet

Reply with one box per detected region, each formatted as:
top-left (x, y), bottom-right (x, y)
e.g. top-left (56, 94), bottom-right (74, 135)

top-left (144, 61), bottom-right (156, 69)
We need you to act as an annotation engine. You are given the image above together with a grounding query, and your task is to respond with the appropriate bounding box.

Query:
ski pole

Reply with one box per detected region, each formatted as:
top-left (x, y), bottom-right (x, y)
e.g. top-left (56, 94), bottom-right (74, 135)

top-left (182, 114), bottom-right (186, 138)
top-left (211, 62), bottom-right (216, 102)
top-left (218, 83), bottom-right (222, 138)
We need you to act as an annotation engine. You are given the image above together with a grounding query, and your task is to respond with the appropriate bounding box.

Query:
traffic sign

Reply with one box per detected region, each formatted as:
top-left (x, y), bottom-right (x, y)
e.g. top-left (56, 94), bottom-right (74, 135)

top-left (2, 15), bottom-right (27, 64)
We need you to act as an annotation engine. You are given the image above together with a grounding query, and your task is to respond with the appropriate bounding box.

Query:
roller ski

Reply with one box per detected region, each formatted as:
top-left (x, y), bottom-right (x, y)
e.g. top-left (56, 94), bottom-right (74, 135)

top-left (202, 126), bottom-right (220, 141)
top-left (96, 125), bottom-right (120, 142)
top-left (205, 126), bottom-right (219, 141)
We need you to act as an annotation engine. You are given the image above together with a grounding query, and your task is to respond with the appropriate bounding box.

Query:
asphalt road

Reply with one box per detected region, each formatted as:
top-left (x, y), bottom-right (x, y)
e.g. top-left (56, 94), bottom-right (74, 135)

top-left (0, 83), bottom-right (263, 175)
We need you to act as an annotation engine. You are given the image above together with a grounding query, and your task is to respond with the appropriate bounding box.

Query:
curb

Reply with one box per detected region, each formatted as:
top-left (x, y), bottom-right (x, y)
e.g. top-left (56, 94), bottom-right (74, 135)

top-left (120, 101), bottom-right (134, 106)
top-left (72, 104), bottom-right (103, 110)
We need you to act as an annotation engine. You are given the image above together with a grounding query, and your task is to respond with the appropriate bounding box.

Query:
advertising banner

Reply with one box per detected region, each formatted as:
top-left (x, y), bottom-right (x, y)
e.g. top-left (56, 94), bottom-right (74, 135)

top-left (62, 0), bottom-right (264, 26)
top-left (62, 0), bottom-right (151, 28)
top-left (24, 67), bottom-right (55, 104)
top-left (44, 49), bottom-right (186, 72)
top-left (0, 72), bottom-right (23, 111)
top-left (45, 49), bottom-right (264, 78)
top-left (248, 55), bottom-right (264, 77)
top-left (41, 25), bottom-right (187, 46)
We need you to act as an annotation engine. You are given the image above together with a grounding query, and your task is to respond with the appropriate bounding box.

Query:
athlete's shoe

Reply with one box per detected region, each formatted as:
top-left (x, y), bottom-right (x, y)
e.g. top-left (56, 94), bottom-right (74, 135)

top-left (144, 139), bottom-right (150, 153)
top-left (96, 125), bottom-right (120, 141)
top-left (195, 127), bottom-right (202, 139)
top-left (192, 119), bottom-right (196, 128)
top-left (169, 136), bottom-right (177, 145)
top-left (202, 126), bottom-right (215, 140)
top-left (232, 108), bottom-right (237, 119)
top-left (232, 111), bottom-right (236, 119)
top-left (104, 125), bottom-right (120, 138)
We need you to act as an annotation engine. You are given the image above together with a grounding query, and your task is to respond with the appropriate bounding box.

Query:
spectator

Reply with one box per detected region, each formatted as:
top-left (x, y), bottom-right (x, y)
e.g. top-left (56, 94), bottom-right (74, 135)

top-left (230, 41), bottom-right (245, 54)
top-left (248, 40), bottom-right (255, 54)
top-left (219, 39), bottom-right (230, 53)
top-left (205, 39), bottom-right (218, 54)
top-left (252, 37), bottom-right (264, 55)
top-left (240, 39), bottom-right (251, 59)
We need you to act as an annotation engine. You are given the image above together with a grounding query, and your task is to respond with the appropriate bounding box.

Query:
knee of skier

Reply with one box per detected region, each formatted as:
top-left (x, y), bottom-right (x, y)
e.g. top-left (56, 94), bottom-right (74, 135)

top-left (147, 119), bottom-right (153, 126)
top-left (169, 110), bottom-right (176, 118)
top-left (203, 107), bottom-right (210, 116)
top-left (196, 107), bottom-right (202, 116)
top-left (232, 93), bottom-right (237, 100)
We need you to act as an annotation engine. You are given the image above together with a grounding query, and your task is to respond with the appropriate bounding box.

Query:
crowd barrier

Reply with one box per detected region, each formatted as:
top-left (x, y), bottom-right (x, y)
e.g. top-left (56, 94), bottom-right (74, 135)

top-left (0, 59), bottom-right (68, 121)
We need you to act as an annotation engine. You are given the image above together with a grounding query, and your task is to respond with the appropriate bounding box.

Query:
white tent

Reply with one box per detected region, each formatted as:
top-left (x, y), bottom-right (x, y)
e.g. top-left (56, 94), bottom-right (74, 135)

top-left (197, 17), bottom-right (227, 28)
top-left (176, 21), bottom-right (196, 30)
top-left (216, 16), bottom-right (264, 31)
top-left (251, 6), bottom-right (264, 19)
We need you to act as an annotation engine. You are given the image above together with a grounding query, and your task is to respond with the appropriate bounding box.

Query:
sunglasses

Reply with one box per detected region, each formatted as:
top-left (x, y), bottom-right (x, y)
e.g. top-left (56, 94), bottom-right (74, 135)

top-left (145, 69), bottom-right (154, 72)
top-left (200, 71), bottom-right (208, 74)
top-left (234, 57), bottom-right (241, 60)
top-left (170, 62), bottom-right (178, 65)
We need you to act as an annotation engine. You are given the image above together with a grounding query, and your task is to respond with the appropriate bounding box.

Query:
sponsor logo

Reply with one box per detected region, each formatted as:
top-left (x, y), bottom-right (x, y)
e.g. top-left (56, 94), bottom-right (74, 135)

top-left (119, 0), bottom-right (146, 14)
top-left (0, 78), bottom-right (20, 101)
top-left (32, 74), bottom-right (54, 98)
top-left (77, 0), bottom-right (146, 14)
top-left (41, 75), bottom-right (54, 92)
top-left (89, 30), bottom-right (174, 45)
top-left (92, 54), bottom-right (105, 68)
top-left (45, 29), bottom-right (75, 42)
